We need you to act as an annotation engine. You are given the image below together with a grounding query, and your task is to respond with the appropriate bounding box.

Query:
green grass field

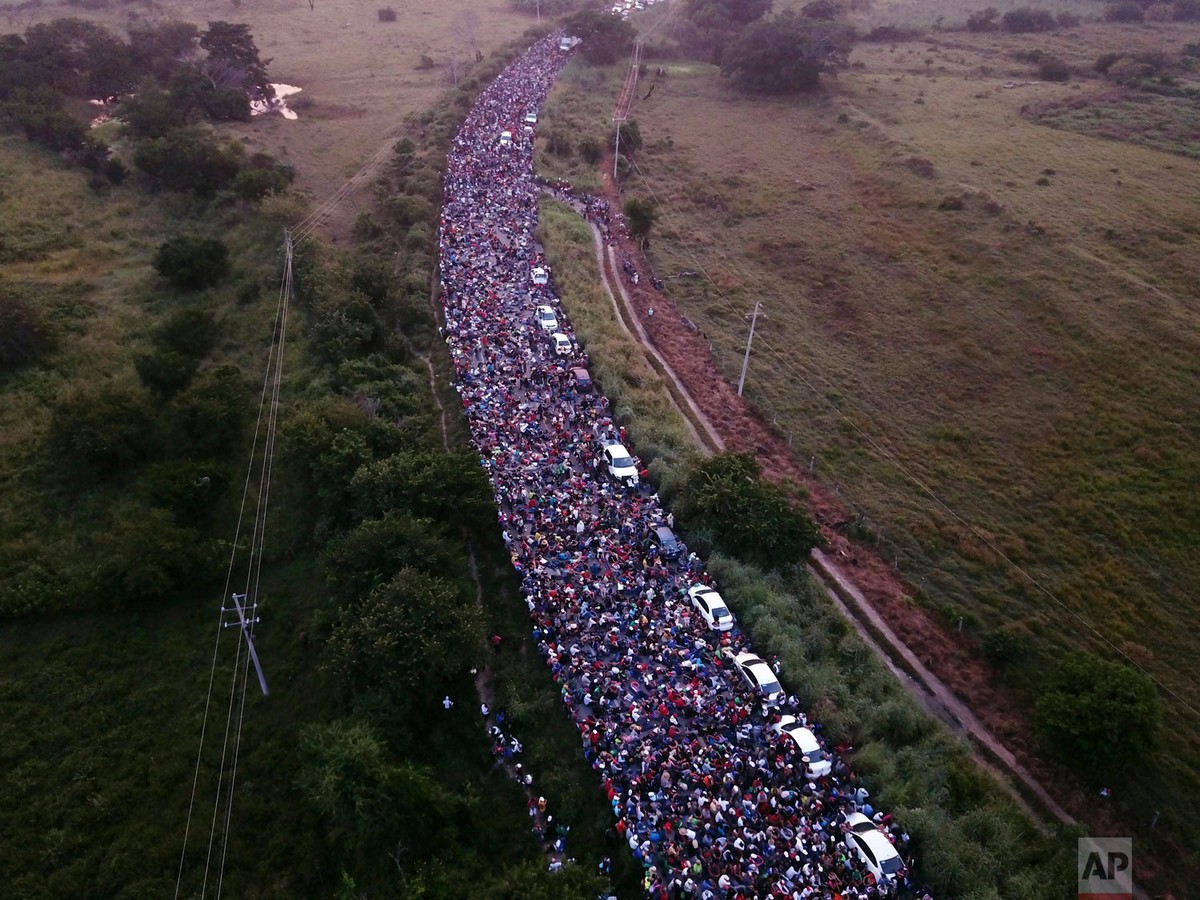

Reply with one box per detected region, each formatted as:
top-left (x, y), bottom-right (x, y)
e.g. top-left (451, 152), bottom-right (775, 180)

top-left (539, 18), bottom-right (1200, 893)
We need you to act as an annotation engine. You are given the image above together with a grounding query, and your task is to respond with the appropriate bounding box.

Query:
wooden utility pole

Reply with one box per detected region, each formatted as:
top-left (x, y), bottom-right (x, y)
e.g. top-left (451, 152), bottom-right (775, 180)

top-left (737, 300), bottom-right (765, 397)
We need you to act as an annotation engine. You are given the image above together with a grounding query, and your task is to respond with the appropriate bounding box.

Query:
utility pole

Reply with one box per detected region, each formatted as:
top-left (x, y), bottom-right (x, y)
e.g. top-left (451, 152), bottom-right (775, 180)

top-left (737, 300), bottom-right (765, 397)
top-left (613, 124), bottom-right (621, 180)
top-left (224, 592), bottom-right (269, 696)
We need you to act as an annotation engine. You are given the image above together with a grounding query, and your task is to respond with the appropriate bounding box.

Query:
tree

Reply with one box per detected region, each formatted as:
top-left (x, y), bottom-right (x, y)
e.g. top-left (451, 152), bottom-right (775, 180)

top-left (323, 569), bottom-right (485, 702)
top-left (349, 449), bottom-right (492, 526)
top-left (134, 128), bottom-right (244, 196)
top-left (153, 235), bottom-right (230, 289)
top-left (1035, 651), bottom-right (1161, 776)
top-left (683, 0), bottom-right (774, 63)
top-left (91, 506), bottom-right (212, 606)
top-left (1000, 6), bottom-right (1057, 31)
top-left (722, 10), bottom-right (854, 93)
top-left (624, 197), bottom-right (657, 241)
top-left (675, 452), bottom-right (823, 568)
top-left (199, 21), bottom-right (272, 100)
top-left (298, 720), bottom-right (455, 877)
top-left (564, 9), bottom-right (637, 65)
top-left (320, 513), bottom-right (465, 604)
top-left (45, 384), bottom-right (159, 481)
top-left (1104, 0), bottom-right (1145, 21)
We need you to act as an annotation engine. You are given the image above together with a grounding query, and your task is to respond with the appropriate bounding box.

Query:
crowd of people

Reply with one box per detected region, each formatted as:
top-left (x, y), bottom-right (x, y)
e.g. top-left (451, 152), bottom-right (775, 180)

top-left (437, 34), bottom-right (924, 900)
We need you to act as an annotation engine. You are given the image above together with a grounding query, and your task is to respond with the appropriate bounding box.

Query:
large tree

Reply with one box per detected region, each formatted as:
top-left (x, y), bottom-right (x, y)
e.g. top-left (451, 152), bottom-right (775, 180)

top-left (722, 9), bottom-right (854, 93)
top-left (199, 21), bottom-right (272, 100)
top-left (564, 9), bottom-right (637, 65)
top-left (683, 0), bottom-right (773, 64)
top-left (1036, 652), bottom-right (1161, 776)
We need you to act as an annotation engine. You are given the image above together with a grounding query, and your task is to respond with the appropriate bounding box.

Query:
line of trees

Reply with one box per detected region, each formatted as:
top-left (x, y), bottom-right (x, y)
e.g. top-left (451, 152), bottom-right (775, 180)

top-left (0, 18), bottom-right (291, 198)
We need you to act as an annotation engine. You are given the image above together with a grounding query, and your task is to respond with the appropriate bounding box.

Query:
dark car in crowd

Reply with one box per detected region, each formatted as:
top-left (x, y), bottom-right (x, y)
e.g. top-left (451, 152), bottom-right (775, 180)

top-left (646, 524), bottom-right (685, 561)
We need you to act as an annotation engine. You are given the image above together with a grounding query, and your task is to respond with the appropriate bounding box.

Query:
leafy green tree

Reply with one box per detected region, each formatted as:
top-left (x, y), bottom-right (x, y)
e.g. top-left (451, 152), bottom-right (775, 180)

top-left (134, 128), bottom-right (244, 196)
top-left (564, 9), bottom-right (637, 65)
top-left (135, 348), bottom-right (200, 397)
top-left (683, 0), bottom-right (774, 63)
top-left (0, 88), bottom-right (86, 151)
top-left (45, 384), bottom-right (159, 481)
top-left (137, 459), bottom-right (230, 526)
top-left (350, 449), bottom-right (492, 525)
top-left (323, 569), bottom-right (485, 702)
top-left (624, 197), bottom-right (657, 241)
top-left (19, 18), bottom-right (132, 98)
top-left (675, 452), bottom-right (823, 568)
top-left (321, 513), bottom-right (465, 603)
top-left (169, 364), bottom-right (251, 457)
top-left (154, 308), bottom-right (221, 358)
top-left (306, 291), bottom-right (382, 363)
top-left (1035, 652), bottom-right (1160, 776)
top-left (118, 82), bottom-right (187, 139)
top-left (91, 506), bottom-right (214, 606)
top-left (200, 21), bottom-right (272, 100)
top-left (153, 235), bottom-right (230, 289)
top-left (722, 10), bottom-right (854, 93)
top-left (298, 720), bottom-right (454, 878)
top-left (127, 20), bottom-right (200, 82)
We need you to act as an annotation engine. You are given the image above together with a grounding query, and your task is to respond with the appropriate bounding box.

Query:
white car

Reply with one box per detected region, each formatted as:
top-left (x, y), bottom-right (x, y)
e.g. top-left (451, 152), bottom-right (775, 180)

top-left (532, 266), bottom-right (549, 285)
top-left (602, 442), bottom-right (638, 486)
top-left (844, 813), bottom-right (905, 881)
top-left (499, 130), bottom-right (513, 148)
top-left (726, 651), bottom-right (784, 703)
top-left (687, 585), bottom-right (733, 632)
top-left (551, 332), bottom-right (572, 355)
top-left (774, 715), bottom-right (832, 778)
top-left (524, 111), bottom-right (538, 126)
top-left (536, 305), bottom-right (559, 332)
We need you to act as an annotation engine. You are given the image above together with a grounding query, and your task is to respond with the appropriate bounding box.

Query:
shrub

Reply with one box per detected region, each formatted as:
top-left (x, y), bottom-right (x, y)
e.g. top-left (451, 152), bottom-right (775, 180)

top-left (1037, 56), bottom-right (1072, 81)
top-left (578, 137), bottom-right (602, 164)
top-left (1095, 51), bottom-right (1124, 73)
top-left (1145, 2), bottom-right (1175, 19)
top-left (135, 349), bottom-right (199, 397)
top-left (1105, 1), bottom-right (1145, 21)
top-left (966, 7), bottom-right (999, 31)
top-left (544, 129), bottom-right (573, 158)
top-left (938, 194), bottom-right (964, 211)
top-left (46, 385), bottom-right (159, 480)
top-left (0, 291), bottom-right (46, 369)
top-left (153, 236), bottom-right (230, 289)
top-left (1035, 651), bottom-right (1160, 776)
top-left (1174, 0), bottom-right (1200, 20)
top-left (1001, 6), bottom-right (1057, 31)
top-left (1056, 11), bottom-right (1081, 26)
top-left (154, 308), bottom-right (220, 359)
top-left (377, 7), bottom-right (397, 22)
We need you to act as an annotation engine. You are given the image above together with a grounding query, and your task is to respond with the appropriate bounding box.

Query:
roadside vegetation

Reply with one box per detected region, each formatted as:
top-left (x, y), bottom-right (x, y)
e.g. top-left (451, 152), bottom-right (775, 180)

top-left (0, 9), bottom-right (640, 898)
top-left (538, 6), bottom-right (1199, 893)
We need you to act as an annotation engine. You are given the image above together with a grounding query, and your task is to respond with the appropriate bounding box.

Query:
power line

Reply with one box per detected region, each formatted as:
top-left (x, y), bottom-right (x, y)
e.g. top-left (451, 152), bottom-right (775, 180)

top-left (625, 155), bottom-right (1200, 722)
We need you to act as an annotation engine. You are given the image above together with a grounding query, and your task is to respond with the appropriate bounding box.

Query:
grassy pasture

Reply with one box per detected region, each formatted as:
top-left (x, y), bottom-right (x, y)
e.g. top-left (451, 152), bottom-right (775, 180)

top-left (540, 19), bottom-right (1200, 889)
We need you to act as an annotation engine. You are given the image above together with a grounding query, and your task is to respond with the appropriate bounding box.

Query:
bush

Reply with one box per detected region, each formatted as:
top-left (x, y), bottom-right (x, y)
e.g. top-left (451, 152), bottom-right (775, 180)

top-left (1095, 51), bottom-right (1124, 73)
top-left (377, 7), bottom-right (397, 22)
top-left (0, 291), bottom-right (46, 369)
top-left (1174, 0), bottom-right (1200, 20)
top-left (1001, 6), bottom-right (1057, 31)
top-left (1035, 651), bottom-right (1160, 776)
top-left (544, 129), bottom-right (573, 158)
top-left (45, 385), bottom-right (159, 480)
top-left (966, 7), bottom-right (999, 31)
top-left (1145, 2), bottom-right (1175, 19)
top-left (135, 349), bottom-right (199, 397)
top-left (1056, 11), bottom-right (1081, 26)
top-left (154, 308), bottom-right (220, 358)
top-left (1105, 1), bottom-right (1145, 21)
top-left (153, 236), bottom-right (230, 289)
top-left (1037, 56), bottom-right (1072, 81)
top-left (578, 137), bottom-right (602, 164)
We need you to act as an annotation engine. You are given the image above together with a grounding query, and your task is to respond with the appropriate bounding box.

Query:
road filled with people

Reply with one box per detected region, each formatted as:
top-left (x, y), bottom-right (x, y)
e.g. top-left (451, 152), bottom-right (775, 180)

top-left (437, 33), bottom-right (925, 900)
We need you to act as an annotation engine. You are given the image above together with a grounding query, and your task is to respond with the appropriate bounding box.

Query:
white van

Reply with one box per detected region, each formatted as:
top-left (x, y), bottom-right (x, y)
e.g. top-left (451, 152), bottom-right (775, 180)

top-left (499, 130), bottom-right (513, 148)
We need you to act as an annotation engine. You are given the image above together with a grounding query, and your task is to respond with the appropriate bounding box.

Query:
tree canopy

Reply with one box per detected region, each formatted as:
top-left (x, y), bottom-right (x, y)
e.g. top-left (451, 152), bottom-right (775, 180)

top-left (1035, 651), bottom-right (1161, 776)
top-left (682, 0), bottom-right (774, 63)
top-left (675, 452), bottom-right (823, 568)
top-left (722, 10), bottom-right (854, 93)
top-left (564, 9), bottom-right (637, 65)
